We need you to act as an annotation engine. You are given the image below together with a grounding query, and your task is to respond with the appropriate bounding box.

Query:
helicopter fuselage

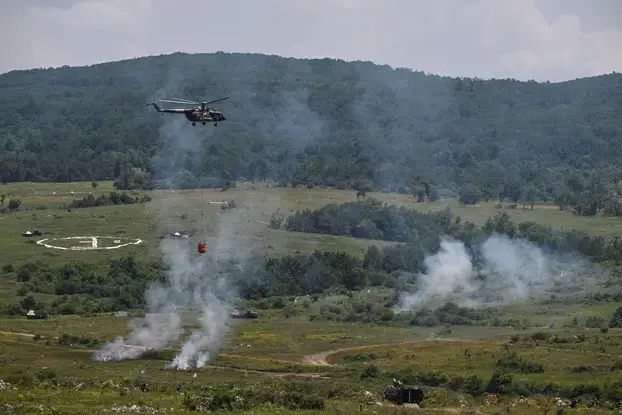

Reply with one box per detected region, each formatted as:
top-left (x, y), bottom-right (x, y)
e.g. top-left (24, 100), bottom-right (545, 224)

top-left (146, 98), bottom-right (228, 126)
top-left (184, 108), bottom-right (226, 126)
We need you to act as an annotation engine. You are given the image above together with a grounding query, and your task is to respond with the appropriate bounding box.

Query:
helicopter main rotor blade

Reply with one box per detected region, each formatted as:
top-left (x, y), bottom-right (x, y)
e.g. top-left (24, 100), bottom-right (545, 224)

top-left (170, 97), bottom-right (200, 104)
top-left (159, 99), bottom-right (199, 106)
top-left (202, 97), bottom-right (230, 105)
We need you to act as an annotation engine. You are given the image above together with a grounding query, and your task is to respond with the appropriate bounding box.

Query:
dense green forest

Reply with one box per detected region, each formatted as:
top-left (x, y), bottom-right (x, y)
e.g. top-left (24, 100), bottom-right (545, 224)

top-left (1, 52), bottom-right (622, 215)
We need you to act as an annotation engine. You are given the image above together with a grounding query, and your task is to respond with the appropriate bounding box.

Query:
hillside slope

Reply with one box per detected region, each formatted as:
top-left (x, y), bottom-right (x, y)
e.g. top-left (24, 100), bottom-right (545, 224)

top-left (1, 52), bottom-right (621, 204)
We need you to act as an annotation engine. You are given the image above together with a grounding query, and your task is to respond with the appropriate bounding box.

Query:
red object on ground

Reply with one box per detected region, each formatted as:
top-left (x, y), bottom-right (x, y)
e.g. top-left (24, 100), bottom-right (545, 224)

top-left (198, 242), bottom-right (207, 254)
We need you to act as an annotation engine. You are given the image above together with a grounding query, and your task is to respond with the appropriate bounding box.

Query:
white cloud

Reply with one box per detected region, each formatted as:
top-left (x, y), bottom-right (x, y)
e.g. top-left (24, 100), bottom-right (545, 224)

top-left (0, 0), bottom-right (620, 81)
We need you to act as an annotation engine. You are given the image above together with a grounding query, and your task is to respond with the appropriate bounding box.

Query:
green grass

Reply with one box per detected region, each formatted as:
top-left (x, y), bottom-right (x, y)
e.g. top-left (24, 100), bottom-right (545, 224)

top-left (0, 314), bottom-right (433, 360)
top-left (174, 185), bottom-right (622, 236)
top-left (0, 204), bottom-right (150, 265)
top-left (0, 186), bottom-right (402, 267)
top-left (0, 180), bottom-right (117, 196)
top-left (1, 180), bottom-right (117, 208)
top-left (2, 182), bottom-right (621, 269)
top-left (329, 329), bottom-right (622, 387)
top-left (2, 181), bottom-right (622, 413)
top-left (0, 312), bottom-right (619, 414)
top-left (1, 325), bottom-right (618, 414)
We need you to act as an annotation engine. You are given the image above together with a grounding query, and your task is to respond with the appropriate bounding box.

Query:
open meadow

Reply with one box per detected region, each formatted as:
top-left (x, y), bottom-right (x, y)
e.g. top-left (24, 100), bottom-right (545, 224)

top-left (1, 181), bottom-right (622, 413)
top-left (3, 181), bottom-right (622, 265)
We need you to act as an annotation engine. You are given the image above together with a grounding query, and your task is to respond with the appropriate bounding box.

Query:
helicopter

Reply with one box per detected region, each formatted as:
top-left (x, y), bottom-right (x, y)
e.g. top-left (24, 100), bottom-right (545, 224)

top-left (145, 97), bottom-right (229, 126)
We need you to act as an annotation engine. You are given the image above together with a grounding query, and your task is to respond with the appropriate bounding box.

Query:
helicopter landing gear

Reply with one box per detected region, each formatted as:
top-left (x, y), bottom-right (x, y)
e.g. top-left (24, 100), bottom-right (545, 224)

top-left (214, 122), bottom-right (218, 126)
top-left (192, 122), bottom-right (196, 126)
top-left (202, 121), bottom-right (206, 125)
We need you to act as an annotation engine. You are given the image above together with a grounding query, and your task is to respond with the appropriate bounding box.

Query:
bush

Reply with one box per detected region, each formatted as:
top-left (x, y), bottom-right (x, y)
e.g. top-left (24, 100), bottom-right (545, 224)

top-left (531, 331), bottom-right (550, 341)
top-left (58, 333), bottom-right (100, 348)
top-left (585, 316), bottom-right (604, 328)
top-left (495, 352), bottom-right (545, 374)
top-left (282, 392), bottom-right (325, 410)
top-left (361, 365), bottom-right (379, 379)
top-left (68, 192), bottom-right (151, 208)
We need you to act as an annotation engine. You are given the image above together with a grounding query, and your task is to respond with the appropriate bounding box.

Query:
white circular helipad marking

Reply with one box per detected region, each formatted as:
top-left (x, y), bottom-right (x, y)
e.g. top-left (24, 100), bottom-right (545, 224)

top-left (36, 236), bottom-right (143, 251)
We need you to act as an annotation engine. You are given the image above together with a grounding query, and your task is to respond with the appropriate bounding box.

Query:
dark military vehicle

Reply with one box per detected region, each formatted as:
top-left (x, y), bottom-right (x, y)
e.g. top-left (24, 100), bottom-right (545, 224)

top-left (220, 200), bottom-right (237, 211)
top-left (230, 309), bottom-right (259, 319)
top-left (382, 379), bottom-right (424, 405)
top-left (26, 309), bottom-right (49, 320)
top-left (169, 231), bottom-right (190, 238)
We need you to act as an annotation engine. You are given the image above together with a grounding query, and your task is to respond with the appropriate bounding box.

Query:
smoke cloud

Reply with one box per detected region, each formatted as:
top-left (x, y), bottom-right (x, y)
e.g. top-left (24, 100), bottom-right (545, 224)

top-left (94, 76), bottom-right (242, 369)
top-left (396, 233), bottom-right (596, 312)
top-left (274, 89), bottom-right (328, 151)
top-left (94, 67), bottom-right (328, 369)
top-left (398, 237), bottom-right (476, 310)
top-left (93, 238), bottom-right (234, 369)
top-left (94, 206), bottom-right (239, 370)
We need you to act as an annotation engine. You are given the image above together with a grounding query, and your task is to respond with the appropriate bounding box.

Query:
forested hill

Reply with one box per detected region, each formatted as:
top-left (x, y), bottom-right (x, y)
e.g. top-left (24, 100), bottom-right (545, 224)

top-left (1, 52), bottom-right (622, 209)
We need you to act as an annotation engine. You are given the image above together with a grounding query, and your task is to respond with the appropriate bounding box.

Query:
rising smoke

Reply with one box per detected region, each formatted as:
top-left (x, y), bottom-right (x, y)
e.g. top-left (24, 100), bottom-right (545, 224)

top-left (396, 233), bottom-right (596, 312)
top-left (93, 166), bottom-right (240, 371)
top-left (93, 238), bottom-right (235, 369)
top-left (94, 68), bottom-right (326, 369)
top-left (274, 89), bottom-right (328, 151)
top-left (94, 74), bottom-right (241, 369)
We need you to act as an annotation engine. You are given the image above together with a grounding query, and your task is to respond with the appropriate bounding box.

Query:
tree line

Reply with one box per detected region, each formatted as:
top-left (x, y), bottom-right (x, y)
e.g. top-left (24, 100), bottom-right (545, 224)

top-left (280, 198), bottom-right (451, 242)
top-left (280, 198), bottom-right (622, 268)
top-left (1, 52), bottom-right (621, 217)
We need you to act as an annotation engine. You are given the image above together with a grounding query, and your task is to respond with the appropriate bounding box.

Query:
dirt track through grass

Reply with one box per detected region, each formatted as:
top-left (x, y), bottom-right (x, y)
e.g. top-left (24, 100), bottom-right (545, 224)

top-left (1, 329), bottom-right (458, 370)
top-left (6, 328), bottom-right (620, 378)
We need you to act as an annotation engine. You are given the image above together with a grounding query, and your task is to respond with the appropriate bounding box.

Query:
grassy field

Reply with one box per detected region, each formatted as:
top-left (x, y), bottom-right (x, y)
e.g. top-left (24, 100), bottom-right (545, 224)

top-left (0, 312), bottom-right (523, 362)
top-left (328, 329), bottom-right (622, 393)
top-left (2, 181), bottom-right (621, 266)
top-left (1, 322), bottom-right (620, 414)
top-left (1, 181), bottom-right (622, 413)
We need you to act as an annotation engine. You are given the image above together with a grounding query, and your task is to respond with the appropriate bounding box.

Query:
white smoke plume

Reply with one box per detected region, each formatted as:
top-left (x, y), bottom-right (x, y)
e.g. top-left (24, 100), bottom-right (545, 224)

top-left (478, 234), bottom-right (549, 303)
top-left (93, 180), bottom-right (243, 369)
top-left (94, 73), bottom-right (241, 369)
top-left (396, 233), bottom-right (595, 312)
top-left (94, 68), bottom-right (326, 369)
top-left (93, 235), bottom-right (236, 369)
top-left (398, 237), bottom-right (476, 310)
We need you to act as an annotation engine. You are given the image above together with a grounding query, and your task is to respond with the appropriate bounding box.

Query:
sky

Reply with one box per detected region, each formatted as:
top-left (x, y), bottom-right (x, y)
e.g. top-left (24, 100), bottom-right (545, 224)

top-left (1, 0), bottom-right (621, 81)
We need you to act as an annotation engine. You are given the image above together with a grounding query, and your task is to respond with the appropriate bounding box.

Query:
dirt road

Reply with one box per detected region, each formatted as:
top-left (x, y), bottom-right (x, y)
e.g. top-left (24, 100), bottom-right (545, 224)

top-left (303, 333), bottom-right (456, 366)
